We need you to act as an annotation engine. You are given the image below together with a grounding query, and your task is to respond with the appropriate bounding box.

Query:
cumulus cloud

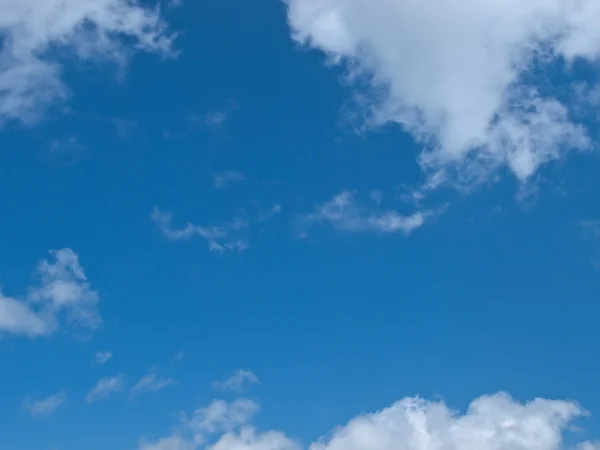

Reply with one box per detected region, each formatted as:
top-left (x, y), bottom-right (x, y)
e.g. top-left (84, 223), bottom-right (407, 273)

top-left (141, 398), bottom-right (262, 449)
top-left (139, 392), bottom-right (596, 450)
top-left (190, 398), bottom-right (260, 435)
top-left (300, 191), bottom-right (432, 235)
top-left (86, 374), bottom-right (125, 403)
top-left (0, 0), bottom-right (173, 126)
top-left (140, 436), bottom-right (197, 450)
top-left (28, 248), bottom-right (101, 329)
top-left (0, 248), bottom-right (100, 337)
top-left (152, 207), bottom-right (249, 253)
top-left (131, 371), bottom-right (175, 397)
top-left (23, 391), bottom-right (66, 418)
top-left (286, 0), bottom-right (600, 188)
top-left (212, 370), bottom-right (260, 393)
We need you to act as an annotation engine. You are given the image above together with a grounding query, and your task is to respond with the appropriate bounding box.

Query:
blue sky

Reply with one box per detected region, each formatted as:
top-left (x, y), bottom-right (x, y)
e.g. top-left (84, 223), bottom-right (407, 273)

top-left (1, 0), bottom-right (600, 449)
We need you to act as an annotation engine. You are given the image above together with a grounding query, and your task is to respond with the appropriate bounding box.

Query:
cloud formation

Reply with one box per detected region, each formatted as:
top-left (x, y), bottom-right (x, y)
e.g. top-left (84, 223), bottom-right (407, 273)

top-left (152, 207), bottom-right (249, 253)
top-left (212, 370), bottom-right (260, 393)
top-left (0, 0), bottom-right (173, 126)
top-left (201, 100), bottom-right (240, 131)
top-left (131, 371), bottom-right (175, 397)
top-left (139, 392), bottom-right (597, 450)
top-left (86, 374), bottom-right (125, 403)
top-left (23, 391), bottom-right (66, 418)
top-left (0, 248), bottom-right (100, 337)
top-left (300, 191), bottom-right (430, 235)
top-left (286, 0), bottom-right (600, 188)
top-left (94, 350), bottom-right (113, 366)
top-left (140, 398), bottom-right (262, 449)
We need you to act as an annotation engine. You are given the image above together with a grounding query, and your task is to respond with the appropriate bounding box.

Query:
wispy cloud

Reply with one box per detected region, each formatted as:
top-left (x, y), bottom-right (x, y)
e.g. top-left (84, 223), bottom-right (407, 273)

top-left (212, 370), bottom-right (259, 393)
top-left (577, 220), bottom-right (600, 266)
top-left (0, 0), bottom-right (174, 127)
top-left (86, 375), bottom-right (126, 403)
top-left (199, 100), bottom-right (240, 131)
top-left (214, 171), bottom-right (246, 189)
top-left (152, 208), bottom-right (249, 253)
top-left (0, 248), bottom-right (100, 338)
top-left (111, 118), bottom-right (138, 140)
top-left (48, 136), bottom-right (84, 155)
top-left (300, 191), bottom-right (433, 236)
top-left (94, 351), bottom-right (113, 366)
top-left (23, 392), bottom-right (66, 418)
top-left (131, 371), bottom-right (175, 397)
top-left (257, 205), bottom-right (282, 223)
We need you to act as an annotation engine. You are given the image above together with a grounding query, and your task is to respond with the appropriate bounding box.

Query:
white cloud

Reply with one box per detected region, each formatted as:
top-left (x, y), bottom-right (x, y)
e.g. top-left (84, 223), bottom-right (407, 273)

top-left (140, 392), bottom-right (596, 450)
top-left (214, 171), bottom-right (246, 189)
top-left (152, 207), bottom-right (249, 253)
top-left (209, 429), bottom-right (300, 450)
top-left (576, 443), bottom-right (600, 450)
top-left (257, 205), bottom-right (282, 223)
top-left (189, 398), bottom-right (260, 435)
top-left (140, 436), bottom-right (197, 450)
top-left (86, 374), bottom-right (125, 403)
top-left (301, 191), bottom-right (431, 235)
top-left (131, 371), bottom-right (175, 397)
top-left (0, 0), bottom-right (173, 126)
top-left (28, 248), bottom-right (101, 329)
top-left (213, 370), bottom-right (260, 393)
top-left (201, 100), bottom-right (240, 131)
top-left (0, 248), bottom-right (100, 337)
top-left (0, 292), bottom-right (53, 337)
top-left (286, 0), bottom-right (600, 188)
top-left (94, 350), bottom-right (113, 365)
top-left (23, 391), bottom-right (66, 417)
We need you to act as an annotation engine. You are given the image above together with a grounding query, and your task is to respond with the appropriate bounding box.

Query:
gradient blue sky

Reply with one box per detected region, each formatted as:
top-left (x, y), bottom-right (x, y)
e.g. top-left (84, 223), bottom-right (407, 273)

top-left (1, 1), bottom-right (600, 450)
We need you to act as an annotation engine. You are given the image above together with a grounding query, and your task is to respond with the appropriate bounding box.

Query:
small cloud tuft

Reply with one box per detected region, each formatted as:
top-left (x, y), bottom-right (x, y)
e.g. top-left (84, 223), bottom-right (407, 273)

top-left (212, 370), bottom-right (259, 393)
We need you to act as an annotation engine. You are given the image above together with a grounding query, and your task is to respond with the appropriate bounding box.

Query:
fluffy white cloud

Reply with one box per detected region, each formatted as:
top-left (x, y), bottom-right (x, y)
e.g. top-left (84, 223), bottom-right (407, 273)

top-left (0, 292), bottom-right (52, 336)
top-left (286, 0), bottom-right (600, 187)
top-left (152, 207), bottom-right (249, 253)
top-left (0, 248), bottom-right (100, 337)
top-left (23, 391), bottom-right (66, 417)
top-left (131, 371), bottom-right (175, 397)
top-left (0, 0), bottom-right (173, 126)
top-left (212, 370), bottom-right (260, 393)
top-left (140, 436), bottom-right (198, 450)
top-left (140, 398), bottom-right (265, 449)
top-left (209, 429), bottom-right (300, 450)
top-left (301, 191), bottom-right (431, 235)
top-left (140, 392), bottom-right (597, 450)
top-left (310, 393), bottom-right (582, 450)
top-left (189, 399), bottom-right (260, 435)
top-left (86, 374), bottom-right (125, 403)
top-left (28, 248), bottom-right (100, 329)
